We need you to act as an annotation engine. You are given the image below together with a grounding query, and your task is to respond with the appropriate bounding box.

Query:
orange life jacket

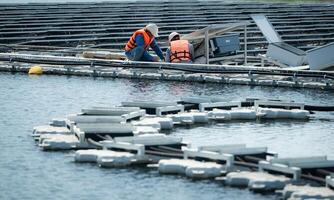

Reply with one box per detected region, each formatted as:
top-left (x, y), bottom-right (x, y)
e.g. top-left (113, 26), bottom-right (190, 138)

top-left (169, 40), bottom-right (192, 63)
top-left (125, 29), bottom-right (154, 51)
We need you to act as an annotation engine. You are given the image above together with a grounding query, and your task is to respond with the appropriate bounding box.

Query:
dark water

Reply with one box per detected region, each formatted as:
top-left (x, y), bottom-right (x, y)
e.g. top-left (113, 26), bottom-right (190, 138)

top-left (0, 72), bottom-right (333, 200)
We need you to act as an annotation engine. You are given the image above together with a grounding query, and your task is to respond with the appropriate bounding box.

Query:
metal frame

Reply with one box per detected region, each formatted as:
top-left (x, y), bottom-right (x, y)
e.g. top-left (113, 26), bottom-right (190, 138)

top-left (2, 2), bottom-right (334, 58)
top-left (270, 156), bottom-right (334, 169)
top-left (199, 101), bottom-right (241, 112)
top-left (183, 147), bottom-right (234, 171)
top-left (199, 144), bottom-right (278, 160)
top-left (254, 100), bottom-right (305, 110)
top-left (100, 141), bottom-right (145, 156)
top-left (156, 105), bottom-right (184, 116)
top-left (258, 161), bottom-right (301, 181)
top-left (123, 110), bottom-right (146, 120)
top-left (258, 54), bottom-right (290, 68)
top-left (182, 22), bottom-right (250, 65)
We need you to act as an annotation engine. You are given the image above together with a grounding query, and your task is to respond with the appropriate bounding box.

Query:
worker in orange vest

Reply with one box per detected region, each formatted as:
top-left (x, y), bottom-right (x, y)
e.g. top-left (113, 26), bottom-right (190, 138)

top-left (125, 23), bottom-right (165, 62)
top-left (166, 32), bottom-right (194, 63)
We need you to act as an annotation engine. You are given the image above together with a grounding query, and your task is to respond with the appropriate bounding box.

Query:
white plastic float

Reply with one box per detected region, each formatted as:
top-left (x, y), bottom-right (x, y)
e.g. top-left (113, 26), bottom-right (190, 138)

top-left (158, 159), bottom-right (200, 174)
top-left (39, 134), bottom-right (85, 150)
top-left (75, 140), bottom-right (151, 167)
top-left (220, 171), bottom-right (290, 191)
top-left (75, 149), bottom-right (146, 167)
top-left (158, 159), bottom-right (224, 178)
top-left (97, 152), bottom-right (144, 167)
top-left (257, 108), bottom-right (310, 119)
top-left (185, 162), bottom-right (225, 179)
top-left (136, 117), bottom-right (174, 130)
top-left (253, 100), bottom-right (310, 119)
top-left (32, 125), bottom-right (71, 138)
top-left (139, 72), bottom-right (161, 80)
top-left (168, 113), bottom-right (195, 125)
top-left (132, 119), bottom-right (161, 130)
top-left (208, 107), bottom-right (309, 121)
top-left (186, 112), bottom-right (209, 123)
top-left (38, 125), bottom-right (159, 151)
top-left (75, 134), bottom-right (184, 166)
top-left (30, 99), bottom-right (334, 197)
top-left (133, 126), bottom-right (159, 135)
top-left (158, 147), bottom-right (233, 179)
top-left (167, 112), bottom-right (209, 125)
top-left (208, 108), bottom-right (257, 120)
top-left (280, 184), bottom-right (334, 200)
top-left (75, 149), bottom-right (118, 162)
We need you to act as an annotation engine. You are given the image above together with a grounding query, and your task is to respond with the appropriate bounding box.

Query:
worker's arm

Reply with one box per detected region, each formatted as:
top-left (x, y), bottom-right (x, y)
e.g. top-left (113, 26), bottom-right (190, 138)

top-left (165, 48), bottom-right (171, 62)
top-left (150, 39), bottom-right (165, 61)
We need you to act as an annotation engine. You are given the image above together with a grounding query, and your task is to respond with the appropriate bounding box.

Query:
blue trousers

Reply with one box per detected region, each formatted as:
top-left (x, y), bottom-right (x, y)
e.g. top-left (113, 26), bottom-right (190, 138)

top-left (125, 47), bottom-right (155, 62)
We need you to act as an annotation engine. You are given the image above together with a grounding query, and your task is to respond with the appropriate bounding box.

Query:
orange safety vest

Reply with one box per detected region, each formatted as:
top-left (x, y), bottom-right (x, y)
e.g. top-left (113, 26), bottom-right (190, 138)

top-left (169, 40), bottom-right (192, 63)
top-left (125, 29), bottom-right (154, 51)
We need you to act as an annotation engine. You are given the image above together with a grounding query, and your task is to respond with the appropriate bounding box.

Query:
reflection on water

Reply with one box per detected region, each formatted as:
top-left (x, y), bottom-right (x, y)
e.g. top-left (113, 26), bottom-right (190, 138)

top-left (0, 72), bottom-right (333, 200)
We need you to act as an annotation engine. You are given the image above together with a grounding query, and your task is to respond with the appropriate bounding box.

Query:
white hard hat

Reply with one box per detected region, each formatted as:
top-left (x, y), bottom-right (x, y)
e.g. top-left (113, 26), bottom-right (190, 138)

top-left (168, 32), bottom-right (180, 42)
top-left (145, 23), bottom-right (159, 37)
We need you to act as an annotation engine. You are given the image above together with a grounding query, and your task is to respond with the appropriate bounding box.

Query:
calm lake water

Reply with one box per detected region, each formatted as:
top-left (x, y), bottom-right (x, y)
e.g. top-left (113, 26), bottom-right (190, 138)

top-left (0, 72), bottom-right (333, 200)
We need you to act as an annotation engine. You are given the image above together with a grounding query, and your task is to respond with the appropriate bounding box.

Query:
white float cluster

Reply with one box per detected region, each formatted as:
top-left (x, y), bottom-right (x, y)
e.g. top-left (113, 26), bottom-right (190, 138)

top-left (30, 99), bottom-right (333, 199)
top-left (158, 159), bottom-right (224, 179)
top-left (221, 171), bottom-right (291, 191)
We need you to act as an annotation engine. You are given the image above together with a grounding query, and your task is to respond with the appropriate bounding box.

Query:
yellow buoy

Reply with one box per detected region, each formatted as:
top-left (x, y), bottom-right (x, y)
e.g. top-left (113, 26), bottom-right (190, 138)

top-left (28, 65), bottom-right (43, 75)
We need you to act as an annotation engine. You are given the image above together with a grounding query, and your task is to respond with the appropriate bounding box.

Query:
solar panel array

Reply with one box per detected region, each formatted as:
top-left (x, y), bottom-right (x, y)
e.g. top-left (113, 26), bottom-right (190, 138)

top-left (0, 1), bottom-right (334, 56)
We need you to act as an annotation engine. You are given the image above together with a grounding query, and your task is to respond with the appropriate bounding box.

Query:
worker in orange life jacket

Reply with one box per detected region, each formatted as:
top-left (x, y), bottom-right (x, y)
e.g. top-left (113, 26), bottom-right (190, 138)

top-left (166, 32), bottom-right (194, 63)
top-left (125, 23), bottom-right (165, 62)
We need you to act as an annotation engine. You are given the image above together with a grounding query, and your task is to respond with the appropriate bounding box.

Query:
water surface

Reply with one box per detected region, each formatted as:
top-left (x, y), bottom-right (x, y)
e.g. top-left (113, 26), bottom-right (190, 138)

top-left (0, 72), bottom-right (333, 200)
